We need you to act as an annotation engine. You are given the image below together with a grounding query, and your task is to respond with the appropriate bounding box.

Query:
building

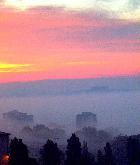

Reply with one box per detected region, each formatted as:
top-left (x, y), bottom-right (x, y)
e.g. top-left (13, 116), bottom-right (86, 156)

top-left (3, 110), bottom-right (33, 123)
top-left (0, 131), bottom-right (10, 165)
top-left (3, 110), bottom-right (34, 125)
top-left (76, 112), bottom-right (97, 129)
top-left (3, 110), bottom-right (34, 133)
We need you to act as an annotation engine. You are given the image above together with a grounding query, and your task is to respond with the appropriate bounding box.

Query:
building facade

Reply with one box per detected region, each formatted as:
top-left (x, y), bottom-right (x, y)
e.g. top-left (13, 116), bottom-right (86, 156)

top-left (76, 112), bottom-right (97, 129)
top-left (3, 110), bottom-right (34, 134)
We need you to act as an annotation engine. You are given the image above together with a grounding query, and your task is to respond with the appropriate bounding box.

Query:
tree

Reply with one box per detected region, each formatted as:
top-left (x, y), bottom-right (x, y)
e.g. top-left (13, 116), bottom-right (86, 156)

top-left (9, 138), bottom-right (29, 165)
top-left (40, 139), bottom-right (61, 165)
top-left (97, 150), bottom-right (105, 165)
top-left (104, 142), bottom-right (115, 165)
top-left (127, 137), bottom-right (140, 165)
top-left (81, 141), bottom-right (95, 165)
top-left (66, 134), bottom-right (81, 165)
top-left (28, 158), bottom-right (39, 165)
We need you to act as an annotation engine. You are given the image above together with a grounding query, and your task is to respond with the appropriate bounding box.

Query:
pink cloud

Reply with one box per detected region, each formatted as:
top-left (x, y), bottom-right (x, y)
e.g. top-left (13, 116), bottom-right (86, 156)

top-left (0, 8), bottom-right (140, 82)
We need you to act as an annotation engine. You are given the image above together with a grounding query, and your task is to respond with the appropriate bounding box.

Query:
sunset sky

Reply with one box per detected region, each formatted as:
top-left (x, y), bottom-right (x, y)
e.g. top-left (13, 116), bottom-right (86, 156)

top-left (0, 0), bottom-right (140, 83)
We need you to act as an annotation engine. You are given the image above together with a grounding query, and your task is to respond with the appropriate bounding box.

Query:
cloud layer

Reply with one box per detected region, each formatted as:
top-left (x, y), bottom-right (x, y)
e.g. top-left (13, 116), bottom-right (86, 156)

top-left (1, 0), bottom-right (140, 20)
top-left (0, 1), bottom-right (140, 82)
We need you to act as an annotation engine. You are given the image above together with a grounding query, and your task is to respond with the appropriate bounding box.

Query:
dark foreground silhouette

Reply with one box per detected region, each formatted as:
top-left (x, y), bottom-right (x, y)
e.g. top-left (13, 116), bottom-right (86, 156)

top-left (7, 134), bottom-right (140, 165)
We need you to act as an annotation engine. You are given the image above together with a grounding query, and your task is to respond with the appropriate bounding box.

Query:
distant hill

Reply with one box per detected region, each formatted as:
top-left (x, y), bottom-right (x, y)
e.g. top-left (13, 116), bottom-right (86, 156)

top-left (0, 75), bottom-right (140, 97)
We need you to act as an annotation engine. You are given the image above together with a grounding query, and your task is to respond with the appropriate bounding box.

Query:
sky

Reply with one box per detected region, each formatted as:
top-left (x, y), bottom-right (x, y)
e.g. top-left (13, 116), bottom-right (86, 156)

top-left (0, 0), bottom-right (140, 83)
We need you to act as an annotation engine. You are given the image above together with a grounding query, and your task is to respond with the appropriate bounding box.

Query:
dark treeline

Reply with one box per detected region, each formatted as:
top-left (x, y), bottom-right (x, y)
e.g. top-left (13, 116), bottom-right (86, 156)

top-left (8, 134), bottom-right (140, 165)
top-left (8, 138), bottom-right (39, 165)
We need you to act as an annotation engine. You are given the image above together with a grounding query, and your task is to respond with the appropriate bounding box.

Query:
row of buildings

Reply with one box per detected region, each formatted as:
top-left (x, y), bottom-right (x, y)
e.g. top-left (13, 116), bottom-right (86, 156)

top-left (3, 110), bottom-right (98, 132)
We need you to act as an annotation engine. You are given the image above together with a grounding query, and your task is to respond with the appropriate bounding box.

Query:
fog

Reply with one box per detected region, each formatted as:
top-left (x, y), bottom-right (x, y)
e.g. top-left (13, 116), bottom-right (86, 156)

top-left (0, 90), bottom-right (140, 135)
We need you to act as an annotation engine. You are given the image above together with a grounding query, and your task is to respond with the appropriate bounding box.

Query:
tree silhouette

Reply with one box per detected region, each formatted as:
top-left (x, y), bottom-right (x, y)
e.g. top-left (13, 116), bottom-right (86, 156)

top-left (127, 137), bottom-right (140, 165)
top-left (104, 142), bottom-right (115, 165)
top-left (81, 141), bottom-right (95, 165)
top-left (9, 138), bottom-right (29, 165)
top-left (97, 150), bottom-right (105, 165)
top-left (66, 133), bottom-right (81, 165)
top-left (28, 158), bottom-right (39, 165)
top-left (40, 139), bottom-right (61, 165)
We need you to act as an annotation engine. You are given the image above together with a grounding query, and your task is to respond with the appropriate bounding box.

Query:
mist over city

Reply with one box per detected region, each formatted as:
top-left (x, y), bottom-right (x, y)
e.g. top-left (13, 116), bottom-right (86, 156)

top-left (0, 76), bottom-right (140, 164)
top-left (0, 76), bottom-right (140, 135)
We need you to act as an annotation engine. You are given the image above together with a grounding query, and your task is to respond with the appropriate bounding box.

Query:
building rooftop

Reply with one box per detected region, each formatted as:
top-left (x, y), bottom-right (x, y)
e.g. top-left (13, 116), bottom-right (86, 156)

top-left (3, 110), bottom-right (34, 122)
top-left (0, 131), bottom-right (10, 136)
